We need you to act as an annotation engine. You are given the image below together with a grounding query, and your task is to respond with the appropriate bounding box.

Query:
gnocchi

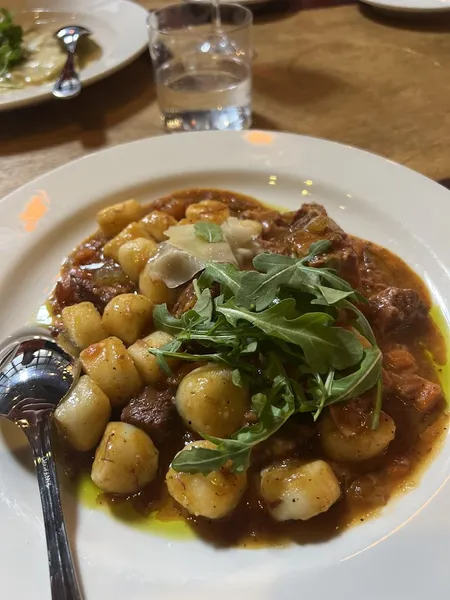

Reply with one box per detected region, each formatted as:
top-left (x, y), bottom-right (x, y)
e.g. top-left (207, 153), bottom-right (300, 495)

top-left (139, 266), bottom-right (176, 305)
top-left (260, 460), bottom-right (341, 521)
top-left (176, 363), bottom-right (249, 437)
top-left (140, 210), bottom-right (177, 242)
top-left (103, 222), bottom-right (150, 263)
top-left (320, 410), bottom-right (396, 462)
top-left (80, 336), bottom-right (142, 408)
top-left (118, 237), bottom-right (157, 282)
top-left (166, 441), bottom-right (247, 519)
top-left (97, 199), bottom-right (144, 237)
top-left (92, 422), bottom-right (158, 494)
top-left (185, 200), bottom-right (230, 224)
top-left (102, 293), bottom-right (153, 346)
top-left (128, 331), bottom-right (178, 385)
top-left (61, 302), bottom-right (107, 349)
top-left (54, 375), bottom-right (111, 452)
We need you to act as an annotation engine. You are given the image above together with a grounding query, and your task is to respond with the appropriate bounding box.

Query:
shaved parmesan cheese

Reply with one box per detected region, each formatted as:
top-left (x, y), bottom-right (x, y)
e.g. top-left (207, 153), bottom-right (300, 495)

top-left (144, 243), bottom-right (204, 289)
top-left (165, 224), bottom-right (238, 265)
top-left (144, 217), bottom-right (263, 289)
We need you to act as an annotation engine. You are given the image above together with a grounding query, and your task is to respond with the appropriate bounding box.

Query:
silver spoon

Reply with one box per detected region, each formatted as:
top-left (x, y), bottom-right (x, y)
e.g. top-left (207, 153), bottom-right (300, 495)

top-left (0, 330), bottom-right (82, 599)
top-left (53, 25), bottom-right (91, 99)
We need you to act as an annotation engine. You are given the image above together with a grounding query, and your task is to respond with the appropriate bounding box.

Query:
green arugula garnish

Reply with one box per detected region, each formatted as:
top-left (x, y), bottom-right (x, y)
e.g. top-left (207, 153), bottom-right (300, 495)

top-left (0, 9), bottom-right (25, 78)
top-left (150, 241), bottom-right (383, 474)
top-left (194, 221), bottom-right (224, 243)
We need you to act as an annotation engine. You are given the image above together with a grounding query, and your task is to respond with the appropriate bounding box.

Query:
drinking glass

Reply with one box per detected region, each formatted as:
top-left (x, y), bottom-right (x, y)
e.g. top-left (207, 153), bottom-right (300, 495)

top-left (147, 3), bottom-right (253, 132)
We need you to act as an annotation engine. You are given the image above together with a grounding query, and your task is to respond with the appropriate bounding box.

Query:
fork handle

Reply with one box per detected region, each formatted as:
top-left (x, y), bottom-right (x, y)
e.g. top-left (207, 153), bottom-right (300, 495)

top-left (53, 50), bottom-right (81, 99)
top-left (25, 416), bottom-right (83, 600)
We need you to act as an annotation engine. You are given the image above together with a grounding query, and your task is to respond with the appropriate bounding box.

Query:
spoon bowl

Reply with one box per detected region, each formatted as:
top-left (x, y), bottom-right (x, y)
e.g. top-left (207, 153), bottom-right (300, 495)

top-left (0, 333), bottom-right (78, 418)
top-left (0, 330), bottom-right (83, 600)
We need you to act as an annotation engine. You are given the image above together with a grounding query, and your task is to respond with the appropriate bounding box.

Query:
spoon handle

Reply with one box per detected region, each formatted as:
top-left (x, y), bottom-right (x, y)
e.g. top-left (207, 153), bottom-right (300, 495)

top-left (25, 417), bottom-right (82, 600)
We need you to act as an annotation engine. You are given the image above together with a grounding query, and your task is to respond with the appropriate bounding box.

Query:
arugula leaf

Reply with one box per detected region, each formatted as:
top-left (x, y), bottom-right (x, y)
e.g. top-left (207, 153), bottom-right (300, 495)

top-left (151, 241), bottom-right (383, 474)
top-left (0, 10), bottom-right (24, 77)
top-left (232, 369), bottom-right (244, 387)
top-left (153, 337), bottom-right (183, 375)
top-left (192, 281), bottom-right (213, 321)
top-left (236, 258), bottom-right (296, 310)
top-left (153, 303), bottom-right (188, 335)
top-left (302, 239), bottom-right (333, 260)
top-left (371, 377), bottom-right (383, 430)
top-left (194, 221), bottom-right (224, 243)
top-left (237, 245), bottom-right (364, 311)
top-left (217, 298), bottom-right (363, 372)
top-left (171, 442), bottom-right (244, 474)
top-left (198, 262), bottom-right (243, 297)
top-left (316, 285), bottom-right (356, 305)
top-left (342, 300), bottom-right (376, 345)
top-left (327, 347), bottom-right (383, 404)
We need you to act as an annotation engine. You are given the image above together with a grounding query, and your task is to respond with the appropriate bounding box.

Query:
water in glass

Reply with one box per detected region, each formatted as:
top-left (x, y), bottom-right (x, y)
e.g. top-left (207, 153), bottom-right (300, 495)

top-left (156, 52), bottom-right (251, 132)
top-left (149, 3), bottom-right (252, 132)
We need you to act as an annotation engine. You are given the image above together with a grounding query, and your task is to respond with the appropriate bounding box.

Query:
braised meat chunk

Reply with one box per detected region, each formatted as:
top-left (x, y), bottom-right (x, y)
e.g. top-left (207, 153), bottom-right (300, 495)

top-left (357, 244), bottom-right (395, 296)
top-left (370, 287), bottom-right (428, 333)
top-left (383, 346), bottom-right (417, 373)
top-left (286, 204), bottom-right (361, 288)
top-left (55, 263), bottom-right (136, 313)
top-left (390, 373), bottom-right (443, 413)
top-left (121, 387), bottom-right (181, 444)
top-left (291, 203), bottom-right (343, 234)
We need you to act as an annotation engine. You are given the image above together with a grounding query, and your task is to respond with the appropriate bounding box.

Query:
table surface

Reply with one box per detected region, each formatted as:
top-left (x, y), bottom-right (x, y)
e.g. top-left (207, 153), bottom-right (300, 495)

top-left (2, 0), bottom-right (450, 198)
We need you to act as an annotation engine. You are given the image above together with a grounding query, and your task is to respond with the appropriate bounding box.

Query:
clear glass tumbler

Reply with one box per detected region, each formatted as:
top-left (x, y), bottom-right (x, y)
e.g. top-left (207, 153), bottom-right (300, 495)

top-left (147, 3), bottom-right (253, 132)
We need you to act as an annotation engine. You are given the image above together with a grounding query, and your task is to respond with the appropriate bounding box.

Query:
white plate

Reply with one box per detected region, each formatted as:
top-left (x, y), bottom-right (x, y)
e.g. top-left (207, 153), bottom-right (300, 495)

top-left (189, 0), bottom-right (272, 6)
top-left (0, 0), bottom-right (148, 111)
top-left (1, 131), bottom-right (450, 600)
top-left (359, 0), bottom-right (450, 12)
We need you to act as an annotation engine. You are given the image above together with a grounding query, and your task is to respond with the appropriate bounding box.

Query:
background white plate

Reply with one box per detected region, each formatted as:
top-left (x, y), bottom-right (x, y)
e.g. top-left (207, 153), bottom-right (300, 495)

top-left (0, 0), bottom-right (148, 111)
top-left (359, 0), bottom-right (450, 12)
top-left (1, 131), bottom-right (450, 600)
top-left (189, 0), bottom-right (273, 6)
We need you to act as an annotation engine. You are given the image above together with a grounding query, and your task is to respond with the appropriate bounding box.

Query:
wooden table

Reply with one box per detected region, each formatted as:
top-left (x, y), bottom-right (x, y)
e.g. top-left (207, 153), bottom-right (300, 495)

top-left (2, 0), bottom-right (450, 198)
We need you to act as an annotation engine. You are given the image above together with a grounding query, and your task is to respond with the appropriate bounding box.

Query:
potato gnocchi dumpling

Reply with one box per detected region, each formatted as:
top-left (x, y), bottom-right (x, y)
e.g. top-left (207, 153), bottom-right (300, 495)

top-left (185, 200), bottom-right (230, 224)
top-left (118, 237), bottom-right (158, 282)
top-left (166, 441), bottom-right (247, 519)
top-left (128, 330), bottom-right (178, 385)
top-left (54, 375), bottom-right (111, 452)
top-left (102, 293), bottom-right (153, 346)
top-left (103, 222), bottom-right (150, 262)
top-left (80, 336), bottom-right (142, 407)
top-left (320, 410), bottom-right (396, 462)
top-left (61, 302), bottom-right (107, 349)
top-left (97, 199), bottom-right (144, 237)
top-left (139, 266), bottom-right (176, 305)
top-left (92, 422), bottom-right (158, 494)
top-left (140, 210), bottom-right (177, 242)
top-left (260, 460), bottom-right (341, 521)
top-left (176, 363), bottom-right (249, 437)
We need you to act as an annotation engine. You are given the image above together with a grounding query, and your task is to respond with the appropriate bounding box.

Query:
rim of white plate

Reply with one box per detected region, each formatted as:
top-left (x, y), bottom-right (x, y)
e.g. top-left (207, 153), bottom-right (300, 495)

top-left (359, 0), bottom-right (450, 12)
